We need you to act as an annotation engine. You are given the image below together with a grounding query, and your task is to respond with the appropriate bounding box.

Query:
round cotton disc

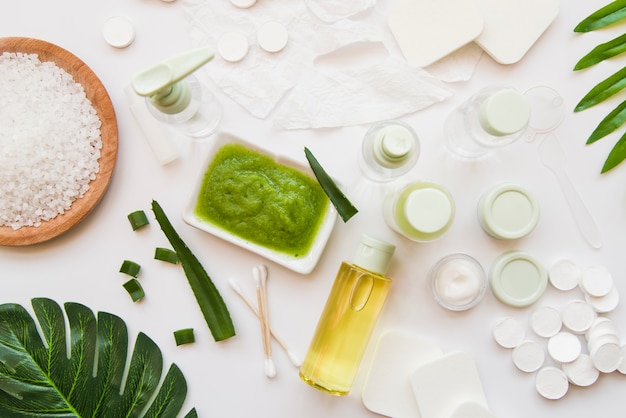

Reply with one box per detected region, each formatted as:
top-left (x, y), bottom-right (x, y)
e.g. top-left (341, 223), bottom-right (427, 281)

top-left (548, 259), bottom-right (581, 291)
top-left (562, 300), bottom-right (596, 334)
top-left (530, 306), bottom-right (562, 338)
top-left (547, 332), bottom-right (581, 363)
top-left (218, 31), bottom-right (249, 62)
top-left (590, 340), bottom-right (621, 373)
top-left (257, 21), bottom-right (288, 53)
top-left (562, 354), bottom-right (599, 387)
top-left (580, 265), bottom-right (613, 297)
top-left (493, 317), bottom-right (525, 348)
top-left (585, 286), bottom-right (620, 313)
top-left (536, 367), bottom-right (569, 400)
top-left (618, 345), bottom-right (626, 374)
top-left (512, 340), bottom-right (545, 372)
top-left (103, 16), bottom-right (135, 48)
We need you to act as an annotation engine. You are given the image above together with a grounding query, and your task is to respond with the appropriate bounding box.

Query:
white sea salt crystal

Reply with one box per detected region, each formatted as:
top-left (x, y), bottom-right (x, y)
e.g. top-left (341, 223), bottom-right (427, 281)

top-left (0, 52), bottom-right (102, 229)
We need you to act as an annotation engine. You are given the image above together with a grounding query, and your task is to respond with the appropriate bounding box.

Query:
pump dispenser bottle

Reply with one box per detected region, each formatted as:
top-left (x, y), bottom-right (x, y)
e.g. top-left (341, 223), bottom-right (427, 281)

top-left (131, 47), bottom-right (222, 138)
top-left (299, 234), bottom-right (396, 396)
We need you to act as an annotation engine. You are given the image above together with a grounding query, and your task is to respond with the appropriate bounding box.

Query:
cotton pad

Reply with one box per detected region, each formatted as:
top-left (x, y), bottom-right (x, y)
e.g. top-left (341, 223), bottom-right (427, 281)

top-left (103, 16), bottom-right (135, 48)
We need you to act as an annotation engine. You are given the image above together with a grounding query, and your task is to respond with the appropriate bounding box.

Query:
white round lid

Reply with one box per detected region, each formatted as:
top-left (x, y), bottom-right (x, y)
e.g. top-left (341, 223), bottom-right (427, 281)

top-left (480, 89), bottom-right (530, 136)
top-left (404, 188), bottom-right (453, 234)
top-left (257, 21), bottom-right (288, 53)
top-left (480, 183), bottom-right (539, 240)
top-left (218, 31), bottom-right (249, 63)
top-left (489, 251), bottom-right (547, 307)
top-left (103, 16), bottom-right (135, 48)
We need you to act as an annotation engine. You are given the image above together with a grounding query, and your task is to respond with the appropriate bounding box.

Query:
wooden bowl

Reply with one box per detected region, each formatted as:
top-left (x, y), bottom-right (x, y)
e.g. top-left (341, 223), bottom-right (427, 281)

top-left (0, 37), bottom-right (118, 246)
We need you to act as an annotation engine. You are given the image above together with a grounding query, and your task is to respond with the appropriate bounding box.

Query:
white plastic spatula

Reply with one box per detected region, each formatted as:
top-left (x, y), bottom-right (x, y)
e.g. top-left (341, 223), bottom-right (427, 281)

top-left (539, 135), bottom-right (602, 249)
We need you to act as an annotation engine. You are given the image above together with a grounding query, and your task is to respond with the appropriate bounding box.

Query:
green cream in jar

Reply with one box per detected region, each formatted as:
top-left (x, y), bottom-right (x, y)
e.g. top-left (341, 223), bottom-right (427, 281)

top-left (194, 143), bottom-right (329, 257)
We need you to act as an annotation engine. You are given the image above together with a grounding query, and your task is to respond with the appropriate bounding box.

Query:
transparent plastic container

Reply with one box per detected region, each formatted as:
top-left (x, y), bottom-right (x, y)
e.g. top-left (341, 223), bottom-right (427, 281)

top-left (360, 120), bottom-right (420, 182)
top-left (445, 86), bottom-right (530, 159)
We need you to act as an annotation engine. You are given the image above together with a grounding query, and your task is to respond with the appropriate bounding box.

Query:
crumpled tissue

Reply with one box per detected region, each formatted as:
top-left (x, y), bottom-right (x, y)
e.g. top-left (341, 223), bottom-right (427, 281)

top-left (181, 0), bottom-right (482, 129)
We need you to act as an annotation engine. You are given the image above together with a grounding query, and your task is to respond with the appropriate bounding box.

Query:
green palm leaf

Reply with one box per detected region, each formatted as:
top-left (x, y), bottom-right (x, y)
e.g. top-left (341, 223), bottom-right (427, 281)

top-left (0, 298), bottom-right (195, 418)
top-left (574, 0), bottom-right (626, 32)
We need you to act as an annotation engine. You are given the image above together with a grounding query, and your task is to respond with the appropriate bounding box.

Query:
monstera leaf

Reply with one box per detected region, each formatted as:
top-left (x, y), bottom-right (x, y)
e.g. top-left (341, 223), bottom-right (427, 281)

top-left (0, 298), bottom-right (197, 418)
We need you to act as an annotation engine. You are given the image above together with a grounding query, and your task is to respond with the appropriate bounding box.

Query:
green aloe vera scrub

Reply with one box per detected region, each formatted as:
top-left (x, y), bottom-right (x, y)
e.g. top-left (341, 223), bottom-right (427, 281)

top-left (195, 143), bottom-right (329, 257)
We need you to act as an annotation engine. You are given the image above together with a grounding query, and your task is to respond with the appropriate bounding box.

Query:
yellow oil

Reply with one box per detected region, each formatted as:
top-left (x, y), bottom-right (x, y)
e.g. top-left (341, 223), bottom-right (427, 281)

top-left (299, 262), bottom-right (392, 395)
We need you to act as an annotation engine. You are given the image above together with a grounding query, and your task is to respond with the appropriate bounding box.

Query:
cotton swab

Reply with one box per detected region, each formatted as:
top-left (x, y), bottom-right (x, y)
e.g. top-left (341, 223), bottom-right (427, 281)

top-left (229, 278), bottom-right (301, 367)
top-left (253, 265), bottom-right (276, 378)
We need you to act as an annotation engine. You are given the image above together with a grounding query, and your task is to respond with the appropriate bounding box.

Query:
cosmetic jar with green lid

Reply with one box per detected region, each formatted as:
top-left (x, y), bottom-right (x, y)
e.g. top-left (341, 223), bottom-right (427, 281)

top-left (489, 250), bottom-right (547, 308)
top-left (383, 181), bottom-right (455, 242)
top-left (478, 183), bottom-right (539, 240)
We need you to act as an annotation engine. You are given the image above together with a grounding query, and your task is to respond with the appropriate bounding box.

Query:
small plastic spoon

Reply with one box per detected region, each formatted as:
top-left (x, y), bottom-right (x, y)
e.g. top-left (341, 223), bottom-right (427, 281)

top-left (539, 134), bottom-right (602, 249)
top-left (524, 86), bottom-right (565, 141)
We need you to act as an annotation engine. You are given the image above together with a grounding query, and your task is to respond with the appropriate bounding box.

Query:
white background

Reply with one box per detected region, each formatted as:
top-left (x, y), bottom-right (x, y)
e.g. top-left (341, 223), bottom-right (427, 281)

top-left (2, 1), bottom-right (626, 417)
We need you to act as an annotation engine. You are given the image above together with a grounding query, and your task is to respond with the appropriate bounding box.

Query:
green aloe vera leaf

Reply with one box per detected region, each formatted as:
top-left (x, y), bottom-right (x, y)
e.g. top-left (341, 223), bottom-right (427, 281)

top-left (574, 0), bottom-right (626, 32)
top-left (601, 130), bottom-right (626, 172)
top-left (304, 147), bottom-right (358, 222)
top-left (587, 99), bottom-right (626, 143)
top-left (574, 66), bottom-right (626, 112)
top-left (151, 200), bottom-right (236, 342)
top-left (575, 32), bottom-right (626, 70)
top-left (0, 298), bottom-right (192, 417)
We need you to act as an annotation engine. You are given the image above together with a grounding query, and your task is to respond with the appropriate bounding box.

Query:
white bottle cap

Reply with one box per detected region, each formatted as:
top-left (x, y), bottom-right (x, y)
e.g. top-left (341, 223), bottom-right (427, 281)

top-left (489, 250), bottom-right (547, 308)
top-left (352, 234), bottom-right (396, 275)
top-left (478, 183), bottom-right (539, 240)
top-left (405, 188), bottom-right (453, 234)
top-left (479, 89), bottom-right (530, 136)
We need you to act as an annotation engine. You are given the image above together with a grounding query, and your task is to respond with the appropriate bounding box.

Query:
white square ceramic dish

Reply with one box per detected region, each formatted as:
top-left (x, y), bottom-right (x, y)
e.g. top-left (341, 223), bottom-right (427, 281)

top-left (182, 132), bottom-right (337, 274)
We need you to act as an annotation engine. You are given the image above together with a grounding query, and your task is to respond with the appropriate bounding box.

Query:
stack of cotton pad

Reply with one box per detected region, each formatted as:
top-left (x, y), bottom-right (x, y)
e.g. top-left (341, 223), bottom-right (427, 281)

top-left (362, 330), bottom-right (497, 418)
top-left (492, 259), bottom-right (625, 400)
top-left (388, 0), bottom-right (559, 66)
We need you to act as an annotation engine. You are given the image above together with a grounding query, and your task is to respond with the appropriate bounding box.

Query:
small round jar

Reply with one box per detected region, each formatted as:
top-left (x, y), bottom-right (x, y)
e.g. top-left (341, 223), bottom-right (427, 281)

top-left (489, 250), bottom-right (547, 308)
top-left (478, 183), bottom-right (539, 240)
top-left (383, 181), bottom-right (455, 242)
top-left (430, 253), bottom-right (487, 311)
top-left (360, 120), bottom-right (420, 182)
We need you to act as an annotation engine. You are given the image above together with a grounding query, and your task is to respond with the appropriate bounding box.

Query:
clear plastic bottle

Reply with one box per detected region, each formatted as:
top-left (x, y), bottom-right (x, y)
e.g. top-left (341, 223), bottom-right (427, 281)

top-left (144, 74), bottom-right (222, 138)
top-left (360, 120), bottom-right (420, 182)
top-left (445, 86), bottom-right (530, 159)
top-left (299, 234), bottom-right (396, 396)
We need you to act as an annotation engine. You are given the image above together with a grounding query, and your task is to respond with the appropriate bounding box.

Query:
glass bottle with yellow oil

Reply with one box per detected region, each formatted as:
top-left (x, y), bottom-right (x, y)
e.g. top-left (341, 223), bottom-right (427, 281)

top-left (299, 234), bottom-right (396, 395)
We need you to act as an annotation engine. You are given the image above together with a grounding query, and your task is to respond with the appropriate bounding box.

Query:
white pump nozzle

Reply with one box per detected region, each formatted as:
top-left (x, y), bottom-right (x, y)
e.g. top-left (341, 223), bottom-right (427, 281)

top-left (131, 47), bottom-right (214, 114)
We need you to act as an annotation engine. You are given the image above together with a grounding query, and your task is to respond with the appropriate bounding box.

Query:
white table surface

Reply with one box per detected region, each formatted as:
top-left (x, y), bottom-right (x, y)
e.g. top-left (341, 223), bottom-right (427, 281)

top-left (2, 1), bottom-right (626, 417)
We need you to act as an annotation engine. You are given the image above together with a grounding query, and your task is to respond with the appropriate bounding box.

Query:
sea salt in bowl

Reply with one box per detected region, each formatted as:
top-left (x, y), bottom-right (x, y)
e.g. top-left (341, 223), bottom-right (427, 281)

top-left (183, 132), bottom-right (337, 274)
top-left (0, 37), bottom-right (117, 246)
